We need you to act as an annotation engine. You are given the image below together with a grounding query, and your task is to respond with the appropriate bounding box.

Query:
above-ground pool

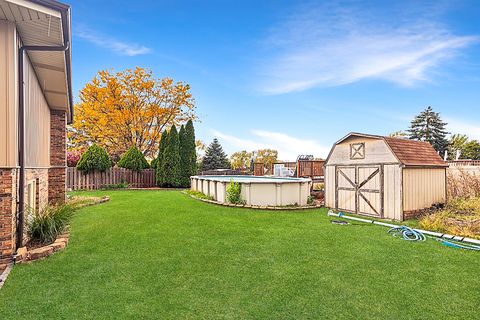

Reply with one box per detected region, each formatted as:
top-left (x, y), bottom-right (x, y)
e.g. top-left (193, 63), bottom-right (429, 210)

top-left (190, 175), bottom-right (312, 206)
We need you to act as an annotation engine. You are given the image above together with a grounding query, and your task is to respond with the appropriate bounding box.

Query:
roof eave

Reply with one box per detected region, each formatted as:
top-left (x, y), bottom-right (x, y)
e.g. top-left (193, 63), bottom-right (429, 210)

top-left (23, 0), bottom-right (73, 124)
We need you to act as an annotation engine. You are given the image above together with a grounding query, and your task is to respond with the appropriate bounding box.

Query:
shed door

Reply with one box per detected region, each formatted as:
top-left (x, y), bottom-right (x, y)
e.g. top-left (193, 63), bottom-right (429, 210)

top-left (336, 165), bottom-right (383, 217)
top-left (337, 166), bottom-right (356, 212)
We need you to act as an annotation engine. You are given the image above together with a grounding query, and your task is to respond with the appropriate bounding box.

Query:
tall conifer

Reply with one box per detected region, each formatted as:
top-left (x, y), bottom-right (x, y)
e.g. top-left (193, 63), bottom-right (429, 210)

top-left (201, 138), bottom-right (230, 171)
top-left (408, 106), bottom-right (449, 154)
top-left (161, 126), bottom-right (181, 187)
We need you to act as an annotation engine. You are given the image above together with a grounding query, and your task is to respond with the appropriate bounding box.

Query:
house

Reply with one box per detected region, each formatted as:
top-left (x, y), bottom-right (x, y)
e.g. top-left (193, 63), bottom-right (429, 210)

top-left (324, 133), bottom-right (447, 220)
top-left (0, 0), bottom-right (72, 267)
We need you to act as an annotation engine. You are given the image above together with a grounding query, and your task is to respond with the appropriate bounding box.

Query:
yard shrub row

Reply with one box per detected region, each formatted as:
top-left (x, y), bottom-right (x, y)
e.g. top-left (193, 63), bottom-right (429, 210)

top-left (155, 120), bottom-right (197, 188)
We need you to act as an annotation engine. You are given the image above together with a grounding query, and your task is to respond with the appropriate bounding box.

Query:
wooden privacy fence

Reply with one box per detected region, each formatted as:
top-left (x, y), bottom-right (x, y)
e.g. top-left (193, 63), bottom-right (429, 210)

top-left (297, 160), bottom-right (325, 179)
top-left (67, 168), bottom-right (156, 190)
top-left (254, 160), bottom-right (325, 180)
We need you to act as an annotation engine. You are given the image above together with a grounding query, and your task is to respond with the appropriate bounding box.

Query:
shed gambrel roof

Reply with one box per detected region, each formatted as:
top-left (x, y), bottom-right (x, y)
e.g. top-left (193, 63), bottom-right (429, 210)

top-left (326, 133), bottom-right (448, 167)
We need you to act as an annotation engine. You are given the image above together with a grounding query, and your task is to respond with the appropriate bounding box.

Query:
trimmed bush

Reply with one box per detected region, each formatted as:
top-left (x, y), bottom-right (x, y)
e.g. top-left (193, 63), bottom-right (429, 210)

top-left (76, 144), bottom-right (111, 172)
top-left (27, 203), bottom-right (76, 244)
top-left (118, 146), bottom-right (150, 171)
top-left (226, 180), bottom-right (244, 204)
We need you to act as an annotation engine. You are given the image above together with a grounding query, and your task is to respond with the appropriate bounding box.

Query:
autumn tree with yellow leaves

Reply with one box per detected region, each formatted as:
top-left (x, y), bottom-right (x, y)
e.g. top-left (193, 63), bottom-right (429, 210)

top-left (68, 67), bottom-right (196, 159)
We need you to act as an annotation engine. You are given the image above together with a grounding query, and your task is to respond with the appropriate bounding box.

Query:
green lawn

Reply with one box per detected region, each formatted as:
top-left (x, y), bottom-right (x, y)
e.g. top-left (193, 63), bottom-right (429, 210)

top-left (1, 190), bottom-right (479, 319)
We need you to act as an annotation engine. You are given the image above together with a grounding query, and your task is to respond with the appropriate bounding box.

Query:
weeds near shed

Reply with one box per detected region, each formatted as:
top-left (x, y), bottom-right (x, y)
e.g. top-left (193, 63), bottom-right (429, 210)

top-left (447, 169), bottom-right (480, 199)
top-left (419, 197), bottom-right (480, 240)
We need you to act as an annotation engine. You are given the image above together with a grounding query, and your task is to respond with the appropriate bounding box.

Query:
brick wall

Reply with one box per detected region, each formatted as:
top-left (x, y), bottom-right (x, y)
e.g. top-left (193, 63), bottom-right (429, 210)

top-left (49, 110), bottom-right (67, 204)
top-left (26, 169), bottom-right (49, 210)
top-left (0, 169), bottom-right (16, 267)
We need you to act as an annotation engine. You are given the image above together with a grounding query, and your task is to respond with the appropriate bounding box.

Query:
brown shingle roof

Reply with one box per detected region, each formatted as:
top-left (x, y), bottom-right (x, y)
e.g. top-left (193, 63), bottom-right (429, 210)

top-left (384, 137), bottom-right (447, 167)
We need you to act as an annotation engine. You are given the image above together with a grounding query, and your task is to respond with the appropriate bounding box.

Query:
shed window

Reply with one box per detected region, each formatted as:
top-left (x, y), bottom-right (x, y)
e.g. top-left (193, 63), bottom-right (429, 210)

top-left (350, 143), bottom-right (365, 160)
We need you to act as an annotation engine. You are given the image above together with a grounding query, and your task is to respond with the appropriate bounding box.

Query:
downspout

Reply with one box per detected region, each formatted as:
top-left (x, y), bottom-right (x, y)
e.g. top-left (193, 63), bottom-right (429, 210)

top-left (16, 4), bottom-right (71, 251)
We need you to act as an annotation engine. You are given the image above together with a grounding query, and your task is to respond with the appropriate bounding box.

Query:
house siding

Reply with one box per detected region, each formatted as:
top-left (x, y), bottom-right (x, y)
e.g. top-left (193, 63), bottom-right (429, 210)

top-left (0, 20), bottom-right (18, 168)
top-left (0, 22), bottom-right (68, 268)
top-left (24, 54), bottom-right (51, 167)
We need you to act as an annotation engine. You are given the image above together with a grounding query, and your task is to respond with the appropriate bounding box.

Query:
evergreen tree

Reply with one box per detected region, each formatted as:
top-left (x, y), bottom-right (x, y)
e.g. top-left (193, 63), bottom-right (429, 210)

top-left (179, 125), bottom-right (187, 186)
top-left (408, 106), bottom-right (449, 154)
top-left (179, 120), bottom-right (197, 187)
top-left (155, 130), bottom-right (169, 186)
top-left (160, 126), bottom-right (181, 187)
top-left (201, 138), bottom-right (230, 171)
top-left (117, 146), bottom-right (150, 171)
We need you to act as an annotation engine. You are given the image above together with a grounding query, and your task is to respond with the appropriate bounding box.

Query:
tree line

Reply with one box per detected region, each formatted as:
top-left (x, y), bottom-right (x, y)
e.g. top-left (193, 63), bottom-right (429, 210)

top-left (392, 106), bottom-right (480, 160)
top-left (74, 120), bottom-right (197, 188)
top-left (155, 120), bottom-right (197, 187)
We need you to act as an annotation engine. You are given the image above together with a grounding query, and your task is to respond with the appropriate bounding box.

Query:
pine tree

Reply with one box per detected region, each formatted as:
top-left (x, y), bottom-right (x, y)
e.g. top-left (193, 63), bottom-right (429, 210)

top-left (178, 120), bottom-right (197, 187)
top-left (155, 130), bottom-right (169, 186)
top-left (160, 126), bottom-right (181, 187)
top-left (201, 138), bottom-right (230, 171)
top-left (408, 106), bottom-right (449, 154)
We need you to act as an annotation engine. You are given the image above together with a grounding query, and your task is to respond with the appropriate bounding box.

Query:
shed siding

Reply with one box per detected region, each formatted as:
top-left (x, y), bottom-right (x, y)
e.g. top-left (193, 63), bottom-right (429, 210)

top-left (24, 55), bottom-right (50, 167)
top-left (383, 164), bottom-right (402, 220)
top-left (403, 168), bottom-right (446, 212)
top-left (325, 166), bottom-right (336, 208)
top-left (0, 21), bottom-right (18, 167)
top-left (327, 137), bottom-right (397, 165)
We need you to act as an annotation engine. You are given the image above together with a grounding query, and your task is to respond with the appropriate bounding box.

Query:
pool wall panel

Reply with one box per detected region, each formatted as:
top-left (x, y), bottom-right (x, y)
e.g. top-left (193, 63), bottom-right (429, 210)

top-left (190, 176), bottom-right (311, 206)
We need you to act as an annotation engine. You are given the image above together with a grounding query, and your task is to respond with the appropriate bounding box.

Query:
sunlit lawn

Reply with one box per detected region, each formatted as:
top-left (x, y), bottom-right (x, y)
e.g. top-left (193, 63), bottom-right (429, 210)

top-left (0, 190), bottom-right (478, 319)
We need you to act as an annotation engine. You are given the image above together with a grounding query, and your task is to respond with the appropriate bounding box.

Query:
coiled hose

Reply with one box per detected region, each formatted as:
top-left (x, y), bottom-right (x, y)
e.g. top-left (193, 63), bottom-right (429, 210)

top-left (388, 226), bottom-right (426, 241)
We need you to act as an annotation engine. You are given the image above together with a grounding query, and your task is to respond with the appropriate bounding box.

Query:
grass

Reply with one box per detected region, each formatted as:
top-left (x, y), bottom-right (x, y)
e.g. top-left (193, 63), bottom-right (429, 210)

top-left (0, 190), bottom-right (479, 319)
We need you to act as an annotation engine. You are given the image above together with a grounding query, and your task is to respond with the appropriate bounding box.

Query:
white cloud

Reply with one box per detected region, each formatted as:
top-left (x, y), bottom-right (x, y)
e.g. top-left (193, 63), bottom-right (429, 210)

top-left (76, 28), bottom-right (151, 56)
top-left (211, 129), bottom-right (330, 160)
top-left (446, 118), bottom-right (480, 141)
top-left (258, 2), bottom-right (478, 94)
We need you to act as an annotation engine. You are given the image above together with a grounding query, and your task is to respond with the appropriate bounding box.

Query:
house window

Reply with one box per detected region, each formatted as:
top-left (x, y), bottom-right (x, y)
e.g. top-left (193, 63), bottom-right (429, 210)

top-left (350, 143), bottom-right (365, 160)
top-left (26, 179), bottom-right (37, 213)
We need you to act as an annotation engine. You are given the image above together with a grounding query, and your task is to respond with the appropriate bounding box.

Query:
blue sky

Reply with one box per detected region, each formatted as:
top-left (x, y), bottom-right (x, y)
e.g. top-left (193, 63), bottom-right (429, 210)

top-left (70, 0), bottom-right (480, 160)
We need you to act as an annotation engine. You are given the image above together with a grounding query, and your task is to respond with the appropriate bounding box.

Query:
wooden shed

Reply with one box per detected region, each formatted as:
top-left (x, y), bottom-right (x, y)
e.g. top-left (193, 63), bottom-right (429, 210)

top-left (324, 133), bottom-right (448, 220)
